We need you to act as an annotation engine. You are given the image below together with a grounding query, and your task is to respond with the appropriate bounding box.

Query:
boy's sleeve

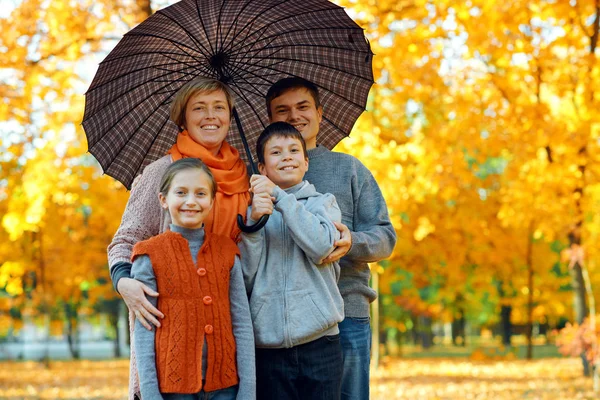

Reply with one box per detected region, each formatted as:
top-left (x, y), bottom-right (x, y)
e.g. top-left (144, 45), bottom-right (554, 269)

top-left (274, 187), bottom-right (341, 265)
top-left (131, 255), bottom-right (163, 400)
top-left (345, 164), bottom-right (397, 262)
top-left (238, 206), bottom-right (266, 295)
top-left (229, 256), bottom-right (256, 400)
top-left (108, 160), bottom-right (164, 291)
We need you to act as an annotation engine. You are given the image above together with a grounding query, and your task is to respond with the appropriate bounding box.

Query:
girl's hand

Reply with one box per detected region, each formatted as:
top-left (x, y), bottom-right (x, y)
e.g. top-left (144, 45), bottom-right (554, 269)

top-left (117, 278), bottom-right (164, 330)
top-left (249, 174), bottom-right (276, 196)
top-left (250, 191), bottom-right (274, 222)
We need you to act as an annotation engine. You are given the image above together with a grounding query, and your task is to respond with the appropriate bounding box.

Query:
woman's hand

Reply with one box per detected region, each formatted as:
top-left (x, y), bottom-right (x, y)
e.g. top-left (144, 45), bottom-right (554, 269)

top-left (117, 278), bottom-right (164, 330)
top-left (250, 191), bottom-right (274, 222)
top-left (249, 174), bottom-right (276, 196)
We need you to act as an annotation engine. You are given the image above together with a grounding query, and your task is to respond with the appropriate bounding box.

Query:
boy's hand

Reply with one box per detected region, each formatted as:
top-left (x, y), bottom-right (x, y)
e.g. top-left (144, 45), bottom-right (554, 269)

top-left (250, 191), bottom-right (274, 221)
top-left (249, 174), bottom-right (276, 196)
top-left (323, 222), bottom-right (352, 263)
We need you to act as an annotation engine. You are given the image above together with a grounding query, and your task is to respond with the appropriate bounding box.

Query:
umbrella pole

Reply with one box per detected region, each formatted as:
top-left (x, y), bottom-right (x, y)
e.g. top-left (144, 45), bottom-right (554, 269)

top-left (232, 108), bottom-right (269, 233)
top-left (232, 108), bottom-right (259, 175)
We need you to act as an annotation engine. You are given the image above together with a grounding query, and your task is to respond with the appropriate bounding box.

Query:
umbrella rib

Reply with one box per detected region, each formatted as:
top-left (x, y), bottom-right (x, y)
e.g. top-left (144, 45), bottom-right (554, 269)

top-left (129, 112), bottom-right (174, 183)
top-left (227, 6), bottom-right (348, 54)
top-left (101, 35), bottom-right (210, 68)
top-left (234, 62), bottom-right (370, 110)
top-left (221, 0), bottom-right (289, 54)
top-left (156, 8), bottom-right (212, 57)
top-left (232, 27), bottom-right (369, 55)
top-left (102, 105), bottom-right (174, 190)
top-left (232, 56), bottom-right (373, 91)
top-left (220, 0), bottom-right (257, 51)
top-left (228, 83), bottom-right (268, 135)
top-left (85, 56), bottom-right (209, 96)
top-left (194, 0), bottom-right (216, 55)
top-left (89, 78), bottom-right (179, 159)
top-left (85, 65), bottom-right (199, 125)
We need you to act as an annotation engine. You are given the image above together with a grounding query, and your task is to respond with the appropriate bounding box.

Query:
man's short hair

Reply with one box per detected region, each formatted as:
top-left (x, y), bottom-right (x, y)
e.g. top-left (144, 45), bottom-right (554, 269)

top-left (265, 77), bottom-right (321, 118)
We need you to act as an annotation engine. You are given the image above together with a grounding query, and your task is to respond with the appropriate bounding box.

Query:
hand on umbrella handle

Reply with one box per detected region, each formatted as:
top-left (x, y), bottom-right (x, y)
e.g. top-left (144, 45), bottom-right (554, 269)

top-left (237, 214), bottom-right (269, 233)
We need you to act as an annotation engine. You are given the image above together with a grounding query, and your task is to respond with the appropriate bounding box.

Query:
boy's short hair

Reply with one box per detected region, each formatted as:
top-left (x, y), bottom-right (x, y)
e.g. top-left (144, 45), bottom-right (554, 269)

top-left (265, 77), bottom-right (321, 118)
top-left (159, 158), bottom-right (218, 199)
top-left (256, 122), bottom-right (308, 164)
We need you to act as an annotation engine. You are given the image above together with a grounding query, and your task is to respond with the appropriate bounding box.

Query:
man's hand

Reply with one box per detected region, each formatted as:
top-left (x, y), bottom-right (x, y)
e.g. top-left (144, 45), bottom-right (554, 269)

top-left (117, 278), bottom-right (164, 330)
top-left (323, 221), bottom-right (352, 263)
top-left (250, 191), bottom-right (274, 222)
top-left (249, 174), bottom-right (276, 196)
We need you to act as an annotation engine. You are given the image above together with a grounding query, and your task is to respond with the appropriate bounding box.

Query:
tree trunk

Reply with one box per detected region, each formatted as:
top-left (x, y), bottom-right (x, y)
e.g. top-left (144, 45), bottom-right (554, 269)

top-left (526, 224), bottom-right (534, 360)
top-left (570, 229), bottom-right (591, 376)
top-left (500, 305), bottom-right (512, 346)
top-left (64, 303), bottom-right (80, 360)
top-left (419, 316), bottom-right (434, 349)
top-left (451, 311), bottom-right (466, 347)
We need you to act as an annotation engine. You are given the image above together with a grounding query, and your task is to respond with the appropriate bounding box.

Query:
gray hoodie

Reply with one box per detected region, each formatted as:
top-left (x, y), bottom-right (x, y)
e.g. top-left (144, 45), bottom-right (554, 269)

top-left (239, 181), bottom-right (344, 349)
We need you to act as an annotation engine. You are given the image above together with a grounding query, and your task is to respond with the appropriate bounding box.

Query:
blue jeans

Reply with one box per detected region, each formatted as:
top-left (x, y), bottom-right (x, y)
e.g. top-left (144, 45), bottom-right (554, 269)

top-left (339, 317), bottom-right (371, 400)
top-left (162, 385), bottom-right (238, 400)
top-left (256, 334), bottom-right (343, 400)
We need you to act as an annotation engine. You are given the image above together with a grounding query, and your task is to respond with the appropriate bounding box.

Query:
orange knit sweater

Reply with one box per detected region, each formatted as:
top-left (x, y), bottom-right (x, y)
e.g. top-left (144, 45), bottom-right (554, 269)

top-left (132, 231), bottom-right (240, 393)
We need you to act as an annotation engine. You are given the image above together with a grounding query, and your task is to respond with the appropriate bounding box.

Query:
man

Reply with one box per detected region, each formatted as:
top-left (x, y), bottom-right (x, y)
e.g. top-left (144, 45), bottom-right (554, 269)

top-left (266, 77), bottom-right (397, 400)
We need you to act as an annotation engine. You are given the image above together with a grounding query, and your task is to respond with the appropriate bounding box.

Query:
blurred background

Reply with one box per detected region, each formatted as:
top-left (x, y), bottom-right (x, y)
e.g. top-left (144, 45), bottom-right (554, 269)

top-left (3, 0), bottom-right (600, 398)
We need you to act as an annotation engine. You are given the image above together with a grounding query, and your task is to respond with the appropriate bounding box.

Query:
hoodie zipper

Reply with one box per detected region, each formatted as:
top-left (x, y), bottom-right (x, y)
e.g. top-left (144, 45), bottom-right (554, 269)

top-left (282, 212), bottom-right (291, 348)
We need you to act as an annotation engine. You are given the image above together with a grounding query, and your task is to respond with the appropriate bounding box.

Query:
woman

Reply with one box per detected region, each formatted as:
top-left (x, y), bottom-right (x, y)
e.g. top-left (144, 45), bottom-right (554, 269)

top-left (107, 78), bottom-right (259, 400)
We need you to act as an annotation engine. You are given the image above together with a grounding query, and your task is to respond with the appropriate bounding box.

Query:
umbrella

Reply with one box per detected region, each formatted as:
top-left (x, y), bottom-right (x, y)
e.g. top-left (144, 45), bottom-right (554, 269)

top-left (82, 0), bottom-right (374, 229)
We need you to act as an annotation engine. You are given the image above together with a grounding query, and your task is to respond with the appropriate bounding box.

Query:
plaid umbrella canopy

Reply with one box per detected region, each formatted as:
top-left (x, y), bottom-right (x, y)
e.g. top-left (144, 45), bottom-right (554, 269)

top-left (82, 0), bottom-right (374, 190)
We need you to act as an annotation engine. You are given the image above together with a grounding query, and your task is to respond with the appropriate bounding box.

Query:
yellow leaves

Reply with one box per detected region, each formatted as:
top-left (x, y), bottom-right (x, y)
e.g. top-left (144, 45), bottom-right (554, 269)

top-left (414, 216), bottom-right (435, 241)
top-left (0, 261), bottom-right (25, 295)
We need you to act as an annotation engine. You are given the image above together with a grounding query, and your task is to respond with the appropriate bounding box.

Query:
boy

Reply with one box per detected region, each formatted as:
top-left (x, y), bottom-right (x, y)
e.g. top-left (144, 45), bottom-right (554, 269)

top-left (266, 77), bottom-right (397, 400)
top-left (239, 121), bottom-right (344, 400)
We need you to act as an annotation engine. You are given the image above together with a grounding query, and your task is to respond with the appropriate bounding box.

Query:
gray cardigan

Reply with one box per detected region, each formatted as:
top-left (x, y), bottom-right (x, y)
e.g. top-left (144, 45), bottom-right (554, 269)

top-left (239, 181), bottom-right (344, 348)
top-left (132, 225), bottom-right (255, 400)
top-left (304, 146), bottom-right (397, 317)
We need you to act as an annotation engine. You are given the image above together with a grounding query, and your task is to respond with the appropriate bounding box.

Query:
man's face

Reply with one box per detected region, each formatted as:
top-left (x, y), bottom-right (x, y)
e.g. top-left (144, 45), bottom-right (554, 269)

top-left (268, 88), bottom-right (323, 149)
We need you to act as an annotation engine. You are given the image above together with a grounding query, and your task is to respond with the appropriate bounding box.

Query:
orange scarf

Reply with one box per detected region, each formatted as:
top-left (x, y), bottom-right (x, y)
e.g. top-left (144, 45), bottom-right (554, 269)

top-left (168, 130), bottom-right (250, 241)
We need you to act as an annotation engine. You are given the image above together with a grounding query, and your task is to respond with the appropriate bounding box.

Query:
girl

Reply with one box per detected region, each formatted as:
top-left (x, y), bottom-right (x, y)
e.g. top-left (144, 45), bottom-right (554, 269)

top-left (131, 158), bottom-right (255, 400)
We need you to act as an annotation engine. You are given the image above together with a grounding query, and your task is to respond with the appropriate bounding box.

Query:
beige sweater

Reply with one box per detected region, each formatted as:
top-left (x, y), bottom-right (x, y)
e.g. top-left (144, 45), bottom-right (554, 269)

top-left (108, 155), bottom-right (172, 400)
top-left (108, 155), bottom-right (172, 268)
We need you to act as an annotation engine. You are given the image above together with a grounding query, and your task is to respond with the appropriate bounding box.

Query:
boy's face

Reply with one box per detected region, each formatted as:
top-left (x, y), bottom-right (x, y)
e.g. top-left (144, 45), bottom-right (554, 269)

top-left (258, 135), bottom-right (309, 189)
top-left (268, 88), bottom-right (322, 150)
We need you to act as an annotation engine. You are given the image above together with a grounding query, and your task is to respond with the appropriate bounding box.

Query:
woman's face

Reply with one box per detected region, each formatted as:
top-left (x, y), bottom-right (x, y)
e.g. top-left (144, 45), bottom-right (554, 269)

top-left (183, 90), bottom-right (231, 155)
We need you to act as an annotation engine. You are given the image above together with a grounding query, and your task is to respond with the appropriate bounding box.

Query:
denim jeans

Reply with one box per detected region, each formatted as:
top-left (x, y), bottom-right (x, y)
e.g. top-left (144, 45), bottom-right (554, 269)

top-left (339, 317), bottom-right (371, 400)
top-left (256, 334), bottom-right (343, 400)
top-left (162, 385), bottom-right (238, 400)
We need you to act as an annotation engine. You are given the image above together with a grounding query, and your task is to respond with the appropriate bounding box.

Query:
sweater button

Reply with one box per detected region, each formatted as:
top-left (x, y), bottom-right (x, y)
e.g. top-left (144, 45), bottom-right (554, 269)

top-left (204, 325), bottom-right (214, 334)
top-left (203, 296), bottom-right (212, 305)
top-left (197, 268), bottom-right (207, 276)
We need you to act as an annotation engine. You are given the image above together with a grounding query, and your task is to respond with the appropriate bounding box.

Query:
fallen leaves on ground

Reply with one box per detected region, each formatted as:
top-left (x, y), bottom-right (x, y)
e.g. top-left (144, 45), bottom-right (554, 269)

top-left (0, 357), bottom-right (594, 399)
top-left (371, 357), bottom-right (595, 399)
top-left (0, 360), bottom-right (129, 399)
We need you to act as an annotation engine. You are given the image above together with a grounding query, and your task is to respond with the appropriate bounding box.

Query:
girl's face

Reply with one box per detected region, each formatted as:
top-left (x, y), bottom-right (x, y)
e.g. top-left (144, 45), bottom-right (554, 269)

top-left (159, 169), bottom-right (215, 230)
top-left (183, 90), bottom-right (231, 156)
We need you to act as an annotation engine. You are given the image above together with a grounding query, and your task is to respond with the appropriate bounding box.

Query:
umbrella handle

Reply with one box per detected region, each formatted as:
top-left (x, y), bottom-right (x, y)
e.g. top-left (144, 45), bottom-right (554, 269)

top-left (237, 214), bottom-right (269, 233)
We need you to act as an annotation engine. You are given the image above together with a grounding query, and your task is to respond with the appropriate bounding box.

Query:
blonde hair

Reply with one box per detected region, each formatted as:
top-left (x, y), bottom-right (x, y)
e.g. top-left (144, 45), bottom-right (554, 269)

top-left (170, 78), bottom-right (235, 129)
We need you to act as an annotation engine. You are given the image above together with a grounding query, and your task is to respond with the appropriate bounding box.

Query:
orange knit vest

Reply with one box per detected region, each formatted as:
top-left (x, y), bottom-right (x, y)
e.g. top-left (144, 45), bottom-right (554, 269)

top-left (132, 231), bottom-right (240, 393)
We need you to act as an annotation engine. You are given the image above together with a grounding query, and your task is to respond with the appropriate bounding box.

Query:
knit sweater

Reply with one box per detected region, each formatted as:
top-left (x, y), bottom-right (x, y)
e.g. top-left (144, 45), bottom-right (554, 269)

top-left (304, 146), bottom-right (397, 317)
top-left (132, 225), bottom-right (255, 400)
